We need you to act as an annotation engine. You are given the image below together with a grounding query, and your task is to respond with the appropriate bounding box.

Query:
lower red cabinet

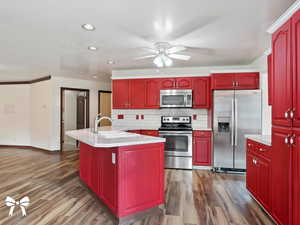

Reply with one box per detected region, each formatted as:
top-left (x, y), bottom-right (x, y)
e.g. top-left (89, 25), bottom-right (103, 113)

top-left (246, 139), bottom-right (272, 214)
top-left (192, 131), bottom-right (212, 166)
top-left (140, 130), bottom-right (159, 137)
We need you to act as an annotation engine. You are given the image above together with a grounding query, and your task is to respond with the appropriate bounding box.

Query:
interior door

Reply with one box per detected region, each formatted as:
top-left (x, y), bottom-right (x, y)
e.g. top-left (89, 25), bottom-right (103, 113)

top-left (77, 95), bottom-right (86, 129)
top-left (213, 91), bottom-right (234, 169)
top-left (99, 92), bottom-right (112, 126)
top-left (234, 90), bottom-right (261, 169)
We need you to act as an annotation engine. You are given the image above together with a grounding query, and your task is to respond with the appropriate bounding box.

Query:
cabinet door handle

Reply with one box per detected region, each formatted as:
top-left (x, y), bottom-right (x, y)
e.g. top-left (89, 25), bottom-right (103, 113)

top-left (290, 108), bottom-right (295, 119)
top-left (259, 148), bottom-right (267, 152)
top-left (236, 82), bottom-right (239, 86)
top-left (290, 134), bottom-right (296, 146)
top-left (248, 143), bottom-right (252, 147)
top-left (285, 136), bottom-right (290, 145)
top-left (284, 110), bottom-right (290, 119)
top-left (112, 153), bottom-right (116, 164)
top-left (233, 81), bottom-right (235, 87)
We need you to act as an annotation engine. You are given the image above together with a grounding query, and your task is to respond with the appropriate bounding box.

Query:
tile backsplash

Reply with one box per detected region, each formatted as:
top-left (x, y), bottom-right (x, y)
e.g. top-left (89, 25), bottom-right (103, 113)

top-left (112, 109), bottom-right (209, 130)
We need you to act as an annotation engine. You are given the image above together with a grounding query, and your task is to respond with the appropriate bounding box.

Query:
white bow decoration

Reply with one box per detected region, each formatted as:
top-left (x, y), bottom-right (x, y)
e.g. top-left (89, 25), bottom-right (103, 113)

top-left (5, 196), bottom-right (30, 216)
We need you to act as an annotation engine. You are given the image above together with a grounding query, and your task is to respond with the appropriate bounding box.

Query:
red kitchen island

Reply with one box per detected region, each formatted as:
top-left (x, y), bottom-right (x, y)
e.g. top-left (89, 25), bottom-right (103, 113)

top-left (66, 128), bottom-right (165, 225)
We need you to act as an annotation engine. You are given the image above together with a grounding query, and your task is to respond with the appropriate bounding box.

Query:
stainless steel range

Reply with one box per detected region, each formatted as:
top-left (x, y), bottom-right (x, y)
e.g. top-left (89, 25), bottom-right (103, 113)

top-left (159, 116), bottom-right (192, 169)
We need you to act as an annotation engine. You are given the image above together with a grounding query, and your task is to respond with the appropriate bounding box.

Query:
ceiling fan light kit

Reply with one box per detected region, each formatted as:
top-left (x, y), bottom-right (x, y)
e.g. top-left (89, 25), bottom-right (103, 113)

top-left (137, 42), bottom-right (191, 68)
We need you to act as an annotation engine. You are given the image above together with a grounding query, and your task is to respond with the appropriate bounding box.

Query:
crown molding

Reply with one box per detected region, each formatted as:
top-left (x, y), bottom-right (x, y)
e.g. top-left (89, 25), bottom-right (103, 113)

top-left (267, 0), bottom-right (300, 34)
top-left (0, 75), bottom-right (51, 85)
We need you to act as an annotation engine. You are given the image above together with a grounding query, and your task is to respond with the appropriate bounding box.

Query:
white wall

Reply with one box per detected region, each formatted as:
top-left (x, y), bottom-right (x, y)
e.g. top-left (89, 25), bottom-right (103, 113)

top-left (50, 76), bottom-right (111, 150)
top-left (0, 76), bottom-right (111, 150)
top-left (0, 85), bottom-right (31, 145)
top-left (250, 54), bottom-right (272, 135)
top-left (30, 80), bottom-right (53, 149)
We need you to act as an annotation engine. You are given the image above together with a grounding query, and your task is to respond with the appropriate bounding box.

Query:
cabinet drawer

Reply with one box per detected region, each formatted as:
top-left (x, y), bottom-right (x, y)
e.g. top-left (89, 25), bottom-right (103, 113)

top-left (193, 131), bottom-right (211, 137)
top-left (247, 139), bottom-right (271, 159)
top-left (140, 130), bottom-right (159, 137)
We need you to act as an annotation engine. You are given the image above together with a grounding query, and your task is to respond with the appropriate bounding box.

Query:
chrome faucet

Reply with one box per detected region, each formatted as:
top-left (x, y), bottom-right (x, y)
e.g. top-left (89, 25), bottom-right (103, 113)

top-left (94, 113), bottom-right (112, 133)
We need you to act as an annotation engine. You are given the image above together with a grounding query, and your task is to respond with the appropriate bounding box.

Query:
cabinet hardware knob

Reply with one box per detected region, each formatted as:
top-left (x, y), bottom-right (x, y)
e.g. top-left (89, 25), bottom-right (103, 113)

top-left (285, 136), bottom-right (289, 144)
top-left (259, 148), bottom-right (265, 152)
top-left (284, 111), bottom-right (289, 119)
top-left (290, 135), bottom-right (296, 146)
top-left (290, 108), bottom-right (295, 119)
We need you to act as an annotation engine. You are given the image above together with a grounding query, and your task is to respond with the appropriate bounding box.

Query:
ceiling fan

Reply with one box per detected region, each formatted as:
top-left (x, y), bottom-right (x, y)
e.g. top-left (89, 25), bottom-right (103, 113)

top-left (136, 42), bottom-right (191, 68)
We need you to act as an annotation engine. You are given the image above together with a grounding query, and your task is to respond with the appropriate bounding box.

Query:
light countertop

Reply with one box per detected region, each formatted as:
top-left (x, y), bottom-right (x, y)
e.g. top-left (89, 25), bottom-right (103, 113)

top-left (66, 127), bottom-right (165, 148)
top-left (245, 134), bottom-right (272, 146)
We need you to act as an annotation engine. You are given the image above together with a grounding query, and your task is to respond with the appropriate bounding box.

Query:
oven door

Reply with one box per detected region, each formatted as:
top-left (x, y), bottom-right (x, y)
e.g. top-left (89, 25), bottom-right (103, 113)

top-left (159, 131), bottom-right (192, 157)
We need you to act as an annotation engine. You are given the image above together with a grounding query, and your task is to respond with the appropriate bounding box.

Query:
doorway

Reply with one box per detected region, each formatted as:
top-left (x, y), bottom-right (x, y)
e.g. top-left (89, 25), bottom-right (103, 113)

top-left (98, 90), bottom-right (112, 126)
top-left (60, 88), bottom-right (90, 151)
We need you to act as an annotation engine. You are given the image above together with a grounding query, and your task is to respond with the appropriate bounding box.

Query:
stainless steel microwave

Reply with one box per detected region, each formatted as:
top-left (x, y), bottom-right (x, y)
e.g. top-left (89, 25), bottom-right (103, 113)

top-left (160, 89), bottom-right (193, 108)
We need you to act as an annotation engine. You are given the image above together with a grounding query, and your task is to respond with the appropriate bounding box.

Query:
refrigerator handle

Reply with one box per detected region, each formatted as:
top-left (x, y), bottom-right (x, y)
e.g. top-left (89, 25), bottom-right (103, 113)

top-left (231, 99), bottom-right (234, 146)
top-left (235, 98), bottom-right (238, 146)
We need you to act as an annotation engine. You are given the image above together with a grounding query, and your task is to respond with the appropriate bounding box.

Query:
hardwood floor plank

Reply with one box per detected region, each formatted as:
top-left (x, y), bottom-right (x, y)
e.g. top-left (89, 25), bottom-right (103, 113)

top-left (0, 148), bottom-right (275, 225)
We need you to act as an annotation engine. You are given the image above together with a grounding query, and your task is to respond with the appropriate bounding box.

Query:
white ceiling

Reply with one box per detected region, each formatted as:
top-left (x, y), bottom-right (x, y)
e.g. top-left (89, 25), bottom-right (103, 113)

top-left (0, 0), bottom-right (296, 81)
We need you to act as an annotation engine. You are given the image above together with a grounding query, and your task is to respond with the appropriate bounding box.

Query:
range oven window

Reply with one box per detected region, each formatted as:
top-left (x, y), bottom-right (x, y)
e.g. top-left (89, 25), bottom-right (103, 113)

top-left (163, 135), bottom-right (189, 153)
top-left (161, 95), bottom-right (185, 106)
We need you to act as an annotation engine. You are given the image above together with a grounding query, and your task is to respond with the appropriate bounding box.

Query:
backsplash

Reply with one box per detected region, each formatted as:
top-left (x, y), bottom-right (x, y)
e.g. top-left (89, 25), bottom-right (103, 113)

top-left (112, 109), bottom-right (209, 130)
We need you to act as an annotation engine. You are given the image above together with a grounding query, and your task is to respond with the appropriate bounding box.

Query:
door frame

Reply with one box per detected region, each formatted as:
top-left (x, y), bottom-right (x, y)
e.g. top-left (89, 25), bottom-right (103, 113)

top-left (60, 87), bottom-right (90, 151)
top-left (98, 90), bottom-right (112, 114)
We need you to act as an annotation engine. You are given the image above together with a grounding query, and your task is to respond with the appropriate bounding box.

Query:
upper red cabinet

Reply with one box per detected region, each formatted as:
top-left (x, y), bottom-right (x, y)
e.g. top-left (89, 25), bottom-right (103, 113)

top-left (192, 77), bottom-right (211, 108)
top-left (211, 73), bottom-right (235, 89)
top-left (176, 78), bottom-right (192, 89)
top-left (112, 80), bottom-right (130, 109)
top-left (272, 20), bottom-right (293, 127)
top-left (130, 79), bottom-right (146, 109)
top-left (211, 73), bottom-right (259, 90)
top-left (234, 73), bottom-right (259, 90)
top-left (268, 54), bottom-right (273, 105)
top-left (160, 78), bottom-right (175, 89)
top-left (144, 79), bottom-right (160, 109)
top-left (160, 77), bottom-right (192, 89)
top-left (292, 11), bottom-right (300, 128)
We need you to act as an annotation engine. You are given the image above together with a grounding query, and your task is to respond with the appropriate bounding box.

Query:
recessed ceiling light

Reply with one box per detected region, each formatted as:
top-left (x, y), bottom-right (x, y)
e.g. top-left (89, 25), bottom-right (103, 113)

top-left (88, 46), bottom-right (98, 51)
top-left (81, 24), bottom-right (95, 31)
top-left (93, 75), bottom-right (98, 79)
top-left (107, 60), bottom-right (115, 65)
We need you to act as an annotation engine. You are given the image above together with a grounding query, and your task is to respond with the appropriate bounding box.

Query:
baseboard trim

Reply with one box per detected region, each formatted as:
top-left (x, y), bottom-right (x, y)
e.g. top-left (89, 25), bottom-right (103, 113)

top-left (0, 145), bottom-right (60, 154)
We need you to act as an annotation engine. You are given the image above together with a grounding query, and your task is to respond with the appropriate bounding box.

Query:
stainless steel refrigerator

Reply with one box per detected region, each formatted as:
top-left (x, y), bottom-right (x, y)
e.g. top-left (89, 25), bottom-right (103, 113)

top-left (213, 90), bottom-right (261, 172)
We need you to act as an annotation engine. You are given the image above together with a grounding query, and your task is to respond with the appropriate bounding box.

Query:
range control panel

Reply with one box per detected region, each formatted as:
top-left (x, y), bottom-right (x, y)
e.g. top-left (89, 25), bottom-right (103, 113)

top-left (161, 116), bottom-right (191, 124)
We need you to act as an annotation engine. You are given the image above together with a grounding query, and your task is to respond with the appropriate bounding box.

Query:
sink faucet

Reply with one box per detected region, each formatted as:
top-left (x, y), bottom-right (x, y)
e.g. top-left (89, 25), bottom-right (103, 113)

top-left (94, 114), bottom-right (113, 132)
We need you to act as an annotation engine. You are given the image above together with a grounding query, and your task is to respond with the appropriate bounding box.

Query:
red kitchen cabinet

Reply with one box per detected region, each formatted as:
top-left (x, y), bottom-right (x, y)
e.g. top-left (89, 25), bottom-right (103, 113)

top-left (176, 77), bottom-right (192, 89)
top-left (246, 139), bottom-right (272, 211)
top-left (211, 73), bottom-right (235, 90)
top-left (130, 79), bottom-right (145, 109)
top-left (192, 131), bottom-right (212, 166)
top-left (246, 152), bottom-right (258, 196)
top-left (140, 130), bottom-right (159, 137)
top-left (101, 148), bottom-right (118, 212)
top-left (268, 54), bottom-right (273, 105)
top-left (192, 77), bottom-right (211, 108)
top-left (271, 127), bottom-right (292, 225)
top-left (211, 73), bottom-right (259, 90)
top-left (79, 143), bottom-right (92, 186)
top-left (160, 78), bottom-right (176, 89)
top-left (113, 80), bottom-right (130, 109)
top-left (234, 73), bottom-right (259, 90)
top-left (145, 79), bottom-right (160, 108)
top-left (160, 77), bottom-right (192, 89)
top-left (292, 11), bottom-right (300, 129)
top-left (257, 156), bottom-right (272, 211)
top-left (272, 20), bottom-right (293, 128)
top-left (292, 128), bottom-right (300, 225)
top-left (127, 130), bottom-right (141, 134)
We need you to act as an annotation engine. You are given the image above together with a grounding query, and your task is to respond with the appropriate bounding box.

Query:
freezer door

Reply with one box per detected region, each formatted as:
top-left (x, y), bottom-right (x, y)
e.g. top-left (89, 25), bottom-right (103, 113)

top-left (234, 90), bottom-right (261, 169)
top-left (213, 91), bottom-right (235, 169)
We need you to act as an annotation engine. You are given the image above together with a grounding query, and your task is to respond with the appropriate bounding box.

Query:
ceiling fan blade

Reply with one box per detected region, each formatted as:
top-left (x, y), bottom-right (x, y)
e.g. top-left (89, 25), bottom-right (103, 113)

top-left (168, 54), bottom-right (191, 61)
top-left (135, 55), bottom-right (156, 60)
top-left (167, 46), bottom-right (186, 54)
